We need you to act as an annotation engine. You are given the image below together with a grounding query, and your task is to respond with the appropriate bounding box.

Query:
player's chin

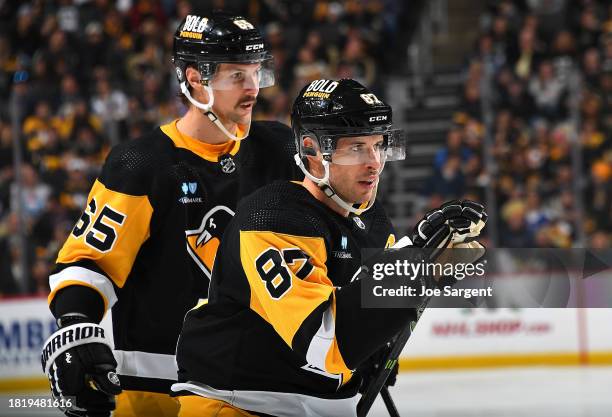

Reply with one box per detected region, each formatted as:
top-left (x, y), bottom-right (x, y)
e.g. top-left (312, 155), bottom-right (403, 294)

top-left (353, 188), bottom-right (374, 204)
top-left (232, 112), bottom-right (252, 125)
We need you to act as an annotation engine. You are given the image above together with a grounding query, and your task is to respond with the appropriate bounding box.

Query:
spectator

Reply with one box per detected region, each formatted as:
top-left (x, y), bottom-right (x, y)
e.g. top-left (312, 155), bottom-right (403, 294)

top-left (589, 230), bottom-right (610, 249)
top-left (0, 214), bottom-right (20, 295)
top-left (500, 198), bottom-right (535, 247)
top-left (336, 30), bottom-right (376, 87)
top-left (434, 128), bottom-right (473, 170)
top-left (45, 30), bottom-right (78, 86)
top-left (293, 46), bottom-right (328, 88)
top-left (0, 35), bottom-right (15, 109)
top-left (501, 78), bottom-right (536, 121)
top-left (10, 164), bottom-right (52, 223)
top-left (528, 60), bottom-right (567, 120)
top-left (585, 160), bottom-right (612, 231)
top-left (56, 0), bottom-right (80, 34)
top-left (550, 30), bottom-right (577, 87)
top-left (425, 155), bottom-right (466, 198)
top-left (582, 47), bottom-right (602, 89)
top-left (575, 6), bottom-right (602, 50)
top-left (512, 27), bottom-right (543, 79)
top-left (11, 5), bottom-right (41, 57)
top-left (90, 78), bottom-right (129, 140)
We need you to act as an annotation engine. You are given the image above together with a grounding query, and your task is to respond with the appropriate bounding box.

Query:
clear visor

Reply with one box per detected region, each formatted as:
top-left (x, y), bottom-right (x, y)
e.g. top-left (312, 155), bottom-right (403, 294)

top-left (203, 57), bottom-right (275, 90)
top-left (321, 130), bottom-right (406, 166)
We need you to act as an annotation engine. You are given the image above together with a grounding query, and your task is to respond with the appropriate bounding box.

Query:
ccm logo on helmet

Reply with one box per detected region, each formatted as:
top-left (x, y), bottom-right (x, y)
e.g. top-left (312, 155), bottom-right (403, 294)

top-left (246, 43), bottom-right (264, 51)
top-left (369, 115), bottom-right (388, 122)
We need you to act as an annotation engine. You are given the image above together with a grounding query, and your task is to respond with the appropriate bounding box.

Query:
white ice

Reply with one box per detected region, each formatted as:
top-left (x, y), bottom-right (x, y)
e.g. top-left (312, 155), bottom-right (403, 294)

top-left (2, 366), bottom-right (611, 416)
top-left (367, 366), bottom-right (612, 417)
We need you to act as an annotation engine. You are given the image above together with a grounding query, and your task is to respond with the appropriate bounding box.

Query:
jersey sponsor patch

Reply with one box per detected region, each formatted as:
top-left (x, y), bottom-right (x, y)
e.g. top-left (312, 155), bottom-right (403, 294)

top-left (179, 181), bottom-right (204, 204)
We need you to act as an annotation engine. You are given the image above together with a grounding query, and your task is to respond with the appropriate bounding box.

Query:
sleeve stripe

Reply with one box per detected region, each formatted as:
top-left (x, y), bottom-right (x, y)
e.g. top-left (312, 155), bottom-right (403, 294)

top-left (114, 350), bottom-right (178, 381)
top-left (305, 305), bottom-right (335, 372)
top-left (49, 266), bottom-right (118, 310)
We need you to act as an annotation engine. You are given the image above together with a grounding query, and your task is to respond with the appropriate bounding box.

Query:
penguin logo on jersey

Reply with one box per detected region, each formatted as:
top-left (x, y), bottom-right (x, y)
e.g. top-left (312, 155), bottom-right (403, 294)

top-left (185, 205), bottom-right (235, 278)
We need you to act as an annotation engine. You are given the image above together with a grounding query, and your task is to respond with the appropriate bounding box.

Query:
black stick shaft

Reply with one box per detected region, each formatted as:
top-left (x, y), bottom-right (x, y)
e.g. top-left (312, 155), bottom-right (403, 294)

top-left (381, 386), bottom-right (401, 417)
top-left (356, 325), bottom-right (412, 417)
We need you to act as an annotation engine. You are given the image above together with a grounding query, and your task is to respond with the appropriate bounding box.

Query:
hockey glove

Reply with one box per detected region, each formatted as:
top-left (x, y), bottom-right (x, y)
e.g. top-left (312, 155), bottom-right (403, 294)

top-left (41, 315), bottom-right (121, 417)
top-left (410, 200), bottom-right (487, 314)
top-left (412, 200), bottom-right (487, 248)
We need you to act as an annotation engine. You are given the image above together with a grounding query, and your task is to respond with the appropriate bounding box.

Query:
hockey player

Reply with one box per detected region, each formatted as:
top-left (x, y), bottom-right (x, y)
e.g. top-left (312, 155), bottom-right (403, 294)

top-left (41, 12), bottom-right (301, 417)
top-left (171, 79), bottom-right (487, 417)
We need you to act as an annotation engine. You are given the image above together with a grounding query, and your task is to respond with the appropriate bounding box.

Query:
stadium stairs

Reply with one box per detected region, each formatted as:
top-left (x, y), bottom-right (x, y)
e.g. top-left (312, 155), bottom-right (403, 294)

top-left (381, 0), bottom-right (485, 234)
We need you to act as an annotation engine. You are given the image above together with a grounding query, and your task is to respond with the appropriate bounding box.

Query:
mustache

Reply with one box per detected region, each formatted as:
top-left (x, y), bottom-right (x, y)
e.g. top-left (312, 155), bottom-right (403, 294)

top-left (238, 97), bottom-right (257, 106)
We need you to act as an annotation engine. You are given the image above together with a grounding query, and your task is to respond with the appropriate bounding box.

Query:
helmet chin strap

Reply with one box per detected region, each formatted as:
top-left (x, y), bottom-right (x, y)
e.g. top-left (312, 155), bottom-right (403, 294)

top-left (181, 81), bottom-right (214, 111)
top-left (294, 154), bottom-right (377, 216)
top-left (180, 81), bottom-right (250, 141)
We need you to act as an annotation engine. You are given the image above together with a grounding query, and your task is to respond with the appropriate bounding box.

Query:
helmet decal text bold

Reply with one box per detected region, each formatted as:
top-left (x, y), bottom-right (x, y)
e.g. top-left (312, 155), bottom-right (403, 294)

top-left (180, 15), bottom-right (208, 39)
top-left (303, 79), bottom-right (338, 98)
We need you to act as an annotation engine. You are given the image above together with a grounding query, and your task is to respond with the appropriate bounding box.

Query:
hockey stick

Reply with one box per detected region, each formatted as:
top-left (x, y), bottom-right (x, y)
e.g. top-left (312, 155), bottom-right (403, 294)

top-left (381, 386), bottom-right (400, 417)
top-left (356, 324), bottom-right (412, 417)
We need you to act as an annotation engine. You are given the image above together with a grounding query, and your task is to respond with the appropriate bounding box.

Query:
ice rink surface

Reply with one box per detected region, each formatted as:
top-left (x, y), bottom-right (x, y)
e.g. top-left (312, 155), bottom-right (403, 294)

top-left (369, 366), bottom-right (612, 417)
top-left (2, 366), bottom-right (611, 417)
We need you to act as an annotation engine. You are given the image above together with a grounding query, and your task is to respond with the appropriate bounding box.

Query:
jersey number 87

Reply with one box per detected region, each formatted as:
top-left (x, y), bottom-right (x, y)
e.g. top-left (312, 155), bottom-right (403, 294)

top-left (254, 248), bottom-right (314, 299)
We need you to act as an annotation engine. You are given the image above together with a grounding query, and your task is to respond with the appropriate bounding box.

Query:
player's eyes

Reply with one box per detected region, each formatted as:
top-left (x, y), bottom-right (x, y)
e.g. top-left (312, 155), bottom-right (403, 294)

top-left (231, 72), bottom-right (245, 80)
top-left (350, 143), bottom-right (383, 153)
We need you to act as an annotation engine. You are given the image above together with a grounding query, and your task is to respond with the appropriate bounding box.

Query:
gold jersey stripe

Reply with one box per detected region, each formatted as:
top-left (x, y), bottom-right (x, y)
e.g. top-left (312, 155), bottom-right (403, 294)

top-left (239, 230), bottom-right (351, 376)
top-left (56, 179), bottom-right (153, 288)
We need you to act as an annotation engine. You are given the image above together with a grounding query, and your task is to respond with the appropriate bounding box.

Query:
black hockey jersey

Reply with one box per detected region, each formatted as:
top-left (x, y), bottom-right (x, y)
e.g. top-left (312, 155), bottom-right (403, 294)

top-left (174, 181), bottom-right (397, 416)
top-left (48, 120), bottom-right (301, 393)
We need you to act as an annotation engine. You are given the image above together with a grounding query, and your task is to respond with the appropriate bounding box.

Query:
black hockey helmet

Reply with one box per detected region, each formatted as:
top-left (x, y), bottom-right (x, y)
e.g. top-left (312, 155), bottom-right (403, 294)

top-left (291, 79), bottom-right (405, 165)
top-left (291, 78), bottom-right (406, 215)
top-left (172, 12), bottom-right (274, 89)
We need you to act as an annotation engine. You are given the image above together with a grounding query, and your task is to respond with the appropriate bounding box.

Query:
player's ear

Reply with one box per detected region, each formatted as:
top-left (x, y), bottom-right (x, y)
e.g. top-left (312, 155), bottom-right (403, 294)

top-left (185, 67), bottom-right (201, 89)
top-left (303, 136), bottom-right (324, 176)
top-left (186, 67), bottom-right (211, 102)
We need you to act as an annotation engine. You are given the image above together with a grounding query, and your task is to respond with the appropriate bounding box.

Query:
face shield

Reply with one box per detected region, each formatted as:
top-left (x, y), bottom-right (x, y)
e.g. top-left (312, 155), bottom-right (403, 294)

top-left (294, 130), bottom-right (407, 216)
top-left (200, 55), bottom-right (275, 91)
top-left (309, 130), bottom-right (407, 167)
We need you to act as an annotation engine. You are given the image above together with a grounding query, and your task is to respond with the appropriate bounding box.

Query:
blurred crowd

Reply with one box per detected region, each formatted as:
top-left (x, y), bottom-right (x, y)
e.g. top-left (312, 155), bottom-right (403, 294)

top-left (0, 0), bottom-right (404, 295)
top-left (3, 0), bottom-right (609, 296)
top-left (422, 0), bottom-right (612, 249)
